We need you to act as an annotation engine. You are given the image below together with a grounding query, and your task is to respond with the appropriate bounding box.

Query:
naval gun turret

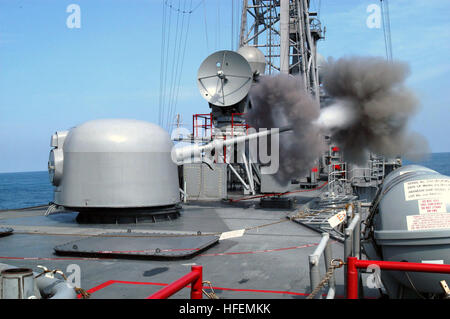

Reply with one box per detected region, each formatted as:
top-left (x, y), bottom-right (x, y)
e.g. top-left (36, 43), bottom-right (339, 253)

top-left (48, 119), bottom-right (289, 223)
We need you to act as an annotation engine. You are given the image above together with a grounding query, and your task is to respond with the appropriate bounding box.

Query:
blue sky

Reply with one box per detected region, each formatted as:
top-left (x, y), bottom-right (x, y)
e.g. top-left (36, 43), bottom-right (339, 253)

top-left (0, 0), bottom-right (448, 173)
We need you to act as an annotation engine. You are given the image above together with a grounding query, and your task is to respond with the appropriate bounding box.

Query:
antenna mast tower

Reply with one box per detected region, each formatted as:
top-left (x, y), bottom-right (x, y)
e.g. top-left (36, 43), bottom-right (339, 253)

top-left (239, 0), bottom-right (324, 99)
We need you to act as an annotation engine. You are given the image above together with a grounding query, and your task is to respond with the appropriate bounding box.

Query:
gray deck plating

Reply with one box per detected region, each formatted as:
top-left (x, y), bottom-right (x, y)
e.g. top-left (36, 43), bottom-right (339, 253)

top-left (54, 232), bottom-right (220, 258)
top-left (0, 193), bottom-right (379, 299)
top-left (0, 227), bottom-right (13, 237)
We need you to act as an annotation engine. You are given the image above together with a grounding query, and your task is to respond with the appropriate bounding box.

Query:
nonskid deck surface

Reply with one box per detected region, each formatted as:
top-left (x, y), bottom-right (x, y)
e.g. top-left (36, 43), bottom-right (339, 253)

top-left (0, 193), bottom-right (379, 299)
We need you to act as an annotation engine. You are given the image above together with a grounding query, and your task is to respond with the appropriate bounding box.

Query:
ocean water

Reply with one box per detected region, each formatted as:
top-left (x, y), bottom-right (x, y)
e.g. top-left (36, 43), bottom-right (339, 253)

top-left (0, 153), bottom-right (448, 210)
top-left (0, 171), bottom-right (53, 210)
top-left (402, 152), bottom-right (450, 176)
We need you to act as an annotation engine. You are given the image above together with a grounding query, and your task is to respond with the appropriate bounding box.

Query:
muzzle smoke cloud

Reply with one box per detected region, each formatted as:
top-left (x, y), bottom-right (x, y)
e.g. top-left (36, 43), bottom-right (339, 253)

top-left (322, 56), bottom-right (429, 163)
top-left (245, 74), bottom-right (325, 183)
top-left (246, 56), bottom-right (429, 183)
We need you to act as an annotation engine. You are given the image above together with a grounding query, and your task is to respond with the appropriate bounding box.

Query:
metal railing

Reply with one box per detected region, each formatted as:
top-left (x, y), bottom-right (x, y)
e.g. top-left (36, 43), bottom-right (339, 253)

top-left (344, 204), bottom-right (361, 260)
top-left (307, 203), bottom-right (362, 298)
top-left (343, 203), bottom-right (362, 297)
top-left (308, 232), bottom-right (335, 299)
top-left (148, 265), bottom-right (203, 299)
top-left (346, 257), bottom-right (450, 299)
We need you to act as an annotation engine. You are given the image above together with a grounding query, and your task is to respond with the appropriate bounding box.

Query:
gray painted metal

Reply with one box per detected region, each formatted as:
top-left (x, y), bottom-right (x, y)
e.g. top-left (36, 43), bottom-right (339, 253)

top-left (48, 130), bottom-right (68, 186)
top-left (0, 263), bottom-right (77, 299)
top-left (370, 165), bottom-right (450, 296)
top-left (260, 174), bottom-right (289, 193)
top-left (0, 227), bottom-right (13, 237)
top-left (183, 163), bottom-right (227, 200)
top-left (35, 272), bottom-right (78, 299)
top-left (308, 232), bottom-right (335, 299)
top-left (0, 268), bottom-right (37, 299)
top-left (54, 232), bottom-right (220, 259)
top-left (237, 46), bottom-right (266, 75)
top-left (197, 50), bottom-right (253, 107)
top-left (52, 119), bottom-right (180, 209)
top-left (0, 199), bottom-right (376, 299)
top-left (381, 164), bottom-right (439, 192)
top-left (324, 236), bottom-right (336, 297)
top-left (279, 0), bottom-right (289, 74)
top-left (174, 126), bottom-right (292, 166)
top-left (50, 130), bottom-right (69, 148)
top-left (344, 212), bottom-right (361, 259)
top-left (260, 197), bottom-right (294, 209)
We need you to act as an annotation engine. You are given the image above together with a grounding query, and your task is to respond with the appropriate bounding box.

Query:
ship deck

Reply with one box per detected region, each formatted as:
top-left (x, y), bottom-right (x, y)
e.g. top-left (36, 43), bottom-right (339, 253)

top-left (0, 191), bottom-right (378, 299)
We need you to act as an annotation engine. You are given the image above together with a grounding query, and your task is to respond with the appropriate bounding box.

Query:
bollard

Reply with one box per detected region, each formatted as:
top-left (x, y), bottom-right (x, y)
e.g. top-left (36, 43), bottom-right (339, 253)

top-left (1, 268), bottom-right (37, 299)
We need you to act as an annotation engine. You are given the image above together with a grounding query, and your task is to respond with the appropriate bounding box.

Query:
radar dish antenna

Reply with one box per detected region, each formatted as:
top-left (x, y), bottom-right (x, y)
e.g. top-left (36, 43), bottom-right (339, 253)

top-left (197, 50), bottom-right (253, 107)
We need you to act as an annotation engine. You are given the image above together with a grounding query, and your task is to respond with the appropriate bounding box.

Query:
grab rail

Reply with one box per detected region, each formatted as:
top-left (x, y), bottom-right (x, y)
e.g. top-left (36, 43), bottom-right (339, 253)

top-left (346, 257), bottom-right (450, 299)
top-left (148, 265), bottom-right (203, 299)
top-left (308, 232), bottom-right (335, 299)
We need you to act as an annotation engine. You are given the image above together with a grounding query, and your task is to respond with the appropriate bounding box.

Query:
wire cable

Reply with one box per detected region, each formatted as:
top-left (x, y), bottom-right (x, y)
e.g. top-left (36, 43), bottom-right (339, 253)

top-left (166, 0), bottom-right (183, 130)
top-left (202, 0), bottom-right (209, 52)
top-left (380, 0), bottom-right (393, 61)
top-left (165, 0), bottom-right (181, 130)
top-left (161, 0), bottom-right (173, 129)
top-left (158, 0), bottom-right (167, 126)
top-left (171, 0), bottom-right (193, 125)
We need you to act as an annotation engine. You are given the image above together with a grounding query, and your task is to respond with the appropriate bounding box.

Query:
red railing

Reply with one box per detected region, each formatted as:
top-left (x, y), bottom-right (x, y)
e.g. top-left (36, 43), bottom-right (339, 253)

top-left (192, 113), bottom-right (212, 139)
top-left (347, 257), bottom-right (450, 299)
top-left (147, 265), bottom-right (203, 299)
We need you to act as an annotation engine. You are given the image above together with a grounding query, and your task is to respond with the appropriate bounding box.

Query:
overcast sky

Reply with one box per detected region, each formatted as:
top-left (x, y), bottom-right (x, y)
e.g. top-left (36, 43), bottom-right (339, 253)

top-left (0, 0), bottom-right (449, 173)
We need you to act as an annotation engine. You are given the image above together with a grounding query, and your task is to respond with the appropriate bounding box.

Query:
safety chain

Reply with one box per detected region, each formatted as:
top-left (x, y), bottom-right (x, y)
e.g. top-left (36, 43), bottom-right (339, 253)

top-left (75, 287), bottom-right (91, 299)
top-left (306, 259), bottom-right (345, 299)
top-left (35, 266), bottom-right (91, 299)
top-left (35, 266), bottom-right (67, 280)
top-left (289, 209), bottom-right (320, 221)
top-left (202, 280), bottom-right (219, 299)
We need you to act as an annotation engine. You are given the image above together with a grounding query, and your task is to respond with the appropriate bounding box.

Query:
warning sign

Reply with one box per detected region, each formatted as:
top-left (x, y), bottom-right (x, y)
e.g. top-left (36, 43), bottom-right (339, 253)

top-left (328, 210), bottom-right (347, 228)
top-left (404, 179), bottom-right (450, 201)
top-left (406, 213), bottom-right (450, 231)
top-left (219, 229), bottom-right (245, 241)
top-left (418, 199), bottom-right (447, 214)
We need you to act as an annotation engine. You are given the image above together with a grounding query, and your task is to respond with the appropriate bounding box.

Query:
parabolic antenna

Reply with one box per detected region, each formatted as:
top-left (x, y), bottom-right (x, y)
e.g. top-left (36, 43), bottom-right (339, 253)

top-left (197, 50), bottom-right (253, 107)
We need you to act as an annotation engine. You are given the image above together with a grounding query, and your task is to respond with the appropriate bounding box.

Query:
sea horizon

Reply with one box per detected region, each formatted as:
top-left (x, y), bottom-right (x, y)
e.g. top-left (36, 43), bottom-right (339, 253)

top-left (0, 152), bottom-right (448, 210)
top-left (1, 151), bottom-right (449, 175)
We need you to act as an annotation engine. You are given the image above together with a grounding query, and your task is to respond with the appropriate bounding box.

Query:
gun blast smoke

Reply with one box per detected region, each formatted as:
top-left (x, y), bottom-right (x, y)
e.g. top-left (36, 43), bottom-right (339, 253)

top-left (246, 57), bottom-right (429, 183)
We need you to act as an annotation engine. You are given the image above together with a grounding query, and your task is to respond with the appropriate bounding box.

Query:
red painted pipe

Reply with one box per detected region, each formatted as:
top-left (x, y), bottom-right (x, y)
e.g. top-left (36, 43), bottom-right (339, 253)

top-left (190, 265), bottom-right (203, 299)
top-left (347, 257), bottom-right (359, 299)
top-left (148, 265), bottom-right (203, 299)
top-left (346, 257), bottom-right (450, 299)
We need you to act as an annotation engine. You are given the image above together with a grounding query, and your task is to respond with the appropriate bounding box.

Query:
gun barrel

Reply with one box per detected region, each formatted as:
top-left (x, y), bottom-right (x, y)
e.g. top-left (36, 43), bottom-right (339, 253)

top-left (173, 126), bottom-right (292, 164)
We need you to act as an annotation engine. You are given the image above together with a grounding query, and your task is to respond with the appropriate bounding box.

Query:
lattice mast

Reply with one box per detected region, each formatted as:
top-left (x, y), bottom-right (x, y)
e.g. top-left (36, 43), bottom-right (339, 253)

top-left (239, 0), bottom-right (324, 100)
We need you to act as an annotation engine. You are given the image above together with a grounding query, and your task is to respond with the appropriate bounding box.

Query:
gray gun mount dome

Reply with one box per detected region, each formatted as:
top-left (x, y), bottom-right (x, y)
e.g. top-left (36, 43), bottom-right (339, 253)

top-left (48, 130), bottom-right (69, 186)
top-left (49, 119), bottom-right (180, 224)
top-left (197, 50), bottom-right (253, 107)
top-left (369, 165), bottom-right (450, 297)
top-left (237, 46), bottom-right (266, 76)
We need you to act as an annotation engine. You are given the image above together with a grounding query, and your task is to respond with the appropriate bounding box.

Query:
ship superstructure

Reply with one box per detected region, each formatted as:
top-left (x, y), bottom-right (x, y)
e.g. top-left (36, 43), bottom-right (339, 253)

top-left (0, 0), bottom-right (449, 302)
